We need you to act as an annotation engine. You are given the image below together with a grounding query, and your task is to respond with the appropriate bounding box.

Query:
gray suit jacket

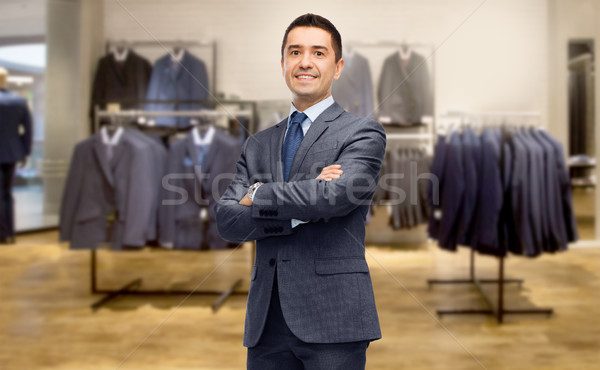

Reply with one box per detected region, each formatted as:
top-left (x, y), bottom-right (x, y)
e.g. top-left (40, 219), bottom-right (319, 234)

top-left (332, 52), bottom-right (374, 118)
top-left (215, 102), bottom-right (385, 347)
top-left (160, 129), bottom-right (241, 249)
top-left (377, 51), bottom-right (432, 125)
top-left (60, 130), bottom-right (157, 249)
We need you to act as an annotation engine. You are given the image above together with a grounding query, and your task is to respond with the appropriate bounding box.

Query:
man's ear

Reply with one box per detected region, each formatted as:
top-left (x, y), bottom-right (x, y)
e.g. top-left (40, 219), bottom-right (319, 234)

top-left (281, 58), bottom-right (284, 76)
top-left (333, 58), bottom-right (344, 80)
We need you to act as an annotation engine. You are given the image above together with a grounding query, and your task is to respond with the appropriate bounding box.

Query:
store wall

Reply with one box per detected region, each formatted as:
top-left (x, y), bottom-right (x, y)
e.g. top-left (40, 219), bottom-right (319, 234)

top-left (0, 0), bottom-right (46, 39)
top-left (104, 0), bottom-right (549, 121)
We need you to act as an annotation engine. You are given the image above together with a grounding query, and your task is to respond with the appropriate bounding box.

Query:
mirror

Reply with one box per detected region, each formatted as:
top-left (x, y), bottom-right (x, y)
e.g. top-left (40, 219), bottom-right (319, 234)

top-left (568, 39), bottom-right (595, 239)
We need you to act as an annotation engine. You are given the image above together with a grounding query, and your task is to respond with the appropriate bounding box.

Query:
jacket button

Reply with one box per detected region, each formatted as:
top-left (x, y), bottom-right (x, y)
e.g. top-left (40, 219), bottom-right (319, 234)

top-left (269, 258), bottom-right (276, 266)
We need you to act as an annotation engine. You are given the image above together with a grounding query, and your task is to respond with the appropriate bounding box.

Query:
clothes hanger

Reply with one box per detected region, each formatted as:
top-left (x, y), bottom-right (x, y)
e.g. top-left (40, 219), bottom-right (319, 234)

top-left (399, 40), bottom-right (412, 60)
top-left (171, 42), bottom-right (185, 63)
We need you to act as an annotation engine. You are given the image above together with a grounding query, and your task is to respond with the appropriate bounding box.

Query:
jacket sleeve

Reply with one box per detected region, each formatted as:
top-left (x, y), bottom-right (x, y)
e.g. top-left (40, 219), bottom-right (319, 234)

top-left (215, 139), bottom-right (294, 243)
top-left (21, 100), bottom-right (33, 157)
top-left (122, 143), bottom-right (157, 247)
top-left (90, 58), bottom-right (105, 118)
top-left (250, 119), bottom-right (386, 222)
top-left (59, 144), bottom-right (85, 242)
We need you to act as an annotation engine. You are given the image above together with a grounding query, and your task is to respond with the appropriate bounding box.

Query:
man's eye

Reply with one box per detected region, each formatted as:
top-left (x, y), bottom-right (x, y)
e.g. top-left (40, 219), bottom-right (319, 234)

top-left (316, 51), bottom-right (324, 56)
top-left (291, 50), bottom-right (300, 55)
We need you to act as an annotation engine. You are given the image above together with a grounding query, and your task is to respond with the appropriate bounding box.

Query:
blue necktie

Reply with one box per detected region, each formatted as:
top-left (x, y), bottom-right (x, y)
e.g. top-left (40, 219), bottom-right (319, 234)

top-left (196, 144), bottom-right (207, 166)
top-left (282, 111), bottom-right (307, 181)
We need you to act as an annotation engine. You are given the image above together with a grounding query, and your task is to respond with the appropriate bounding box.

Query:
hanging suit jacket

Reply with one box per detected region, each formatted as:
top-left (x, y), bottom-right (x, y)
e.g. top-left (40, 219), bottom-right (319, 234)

top-left (0, 89), bottom-right (33, 164)
top-left (377, 51), bottom-right (432, 125)
top-left (127, 129), bottom-right (168, 242)
top-left (159, 129), bottom-right (241, 249)
top-left (386, 148), bottom-right (431, 230)
top-left (59, 130), bottom-right (157, 249)
top-left (145, 50), bottom-right (210, 127)
top-left (455, 129), bottom-right (478, 246)
top-left (506, 132), bottom-right (536, 256)
top-left (215, 102), bottom-right (385, 347)
top-left (332, 52), bottom-right (374, 118)
top-left (531, 129), bottom-right (566, 253)
top-left (437, 132), bottom-right (466, 251)
top-left (538, 130), bottom-right (578, 244)
top-left (427, 135), bottom-right (447, 239)
top-left (471, 129), bottom-right (504, 255)
top-left (90, 51), bottom-right (152, 116)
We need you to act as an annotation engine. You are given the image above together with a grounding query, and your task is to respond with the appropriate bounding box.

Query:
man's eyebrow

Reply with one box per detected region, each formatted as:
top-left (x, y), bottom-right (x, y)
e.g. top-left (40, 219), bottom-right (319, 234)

top-left (287, 44), bottom-right (329, 50)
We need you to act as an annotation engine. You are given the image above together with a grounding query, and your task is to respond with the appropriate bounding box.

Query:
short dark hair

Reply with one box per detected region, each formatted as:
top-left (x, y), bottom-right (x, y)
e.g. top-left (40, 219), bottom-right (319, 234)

top-left (281, 13), bottom-right (342, 63)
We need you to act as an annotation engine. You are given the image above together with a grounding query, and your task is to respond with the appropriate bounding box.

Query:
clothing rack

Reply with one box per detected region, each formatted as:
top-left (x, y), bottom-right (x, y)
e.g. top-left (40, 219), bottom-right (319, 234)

top-left (93, 99), bottom-right (258, 134)
top-left (428, 115), bottom-right (554, 323)
top-left (427, 249), bottom-right (553, 323)
top-left (439, 111), bottom-right (542, 131)
top-left (89, 107), bottom-right (256, 312)
top-left (106, 39), bottom-right (218, 97)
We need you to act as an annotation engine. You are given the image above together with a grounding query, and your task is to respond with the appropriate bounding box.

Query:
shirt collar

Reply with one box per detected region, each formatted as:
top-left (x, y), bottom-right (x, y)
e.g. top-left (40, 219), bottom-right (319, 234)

top-left (101, 126), bottom-right (124, 146)
top-left (193, 125), bottom-right (215, 146)
top-left (288, 95), bottom-right (335, 124)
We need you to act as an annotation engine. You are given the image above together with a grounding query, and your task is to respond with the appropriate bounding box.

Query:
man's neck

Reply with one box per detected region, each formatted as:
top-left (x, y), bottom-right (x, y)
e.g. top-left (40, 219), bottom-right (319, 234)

top-left (292, 94), bottom-right (331, 112)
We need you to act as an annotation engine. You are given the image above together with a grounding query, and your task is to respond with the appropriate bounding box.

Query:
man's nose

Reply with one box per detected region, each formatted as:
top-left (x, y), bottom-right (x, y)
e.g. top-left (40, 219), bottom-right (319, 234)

top-left (299, 53), bottom-right (313, 68)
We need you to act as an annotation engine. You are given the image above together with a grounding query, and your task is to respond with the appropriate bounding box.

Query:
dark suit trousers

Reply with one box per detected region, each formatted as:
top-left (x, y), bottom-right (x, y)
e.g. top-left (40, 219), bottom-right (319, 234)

top-left (247, 269), bottom-right (370, 370)
top-left (0, 163), bottom-right (16, 239)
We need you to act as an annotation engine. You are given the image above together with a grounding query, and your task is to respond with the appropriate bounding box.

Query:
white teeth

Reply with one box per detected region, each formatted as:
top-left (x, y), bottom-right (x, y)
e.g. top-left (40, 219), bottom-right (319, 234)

top-left (297, 75), bottom-right (316, 79)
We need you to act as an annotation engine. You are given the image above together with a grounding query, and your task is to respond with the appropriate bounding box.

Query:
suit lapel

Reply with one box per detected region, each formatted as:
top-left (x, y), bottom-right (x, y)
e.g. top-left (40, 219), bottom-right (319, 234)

top-left (270, 119), bottom-right (288, 183)
top-left (93, 134), bottom-right (114, 187)
top-left (288, 102), bottom-right (344, 180)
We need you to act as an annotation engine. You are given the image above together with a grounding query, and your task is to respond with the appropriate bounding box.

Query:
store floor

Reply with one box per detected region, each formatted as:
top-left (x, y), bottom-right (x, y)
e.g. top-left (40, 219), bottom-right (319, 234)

top-left (1, 232), bottom-right (599, 369)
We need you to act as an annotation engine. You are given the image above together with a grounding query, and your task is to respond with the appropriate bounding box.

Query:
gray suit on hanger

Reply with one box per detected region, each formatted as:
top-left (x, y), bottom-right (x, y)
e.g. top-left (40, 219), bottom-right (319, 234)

top-left (215, 102), bottom-right (385, 347)
top-left (60, 130), bottom-right (156, 249)
top-left (160, 129), bottom-right (241, 249)
top-left (377, 51), bottom-right (432, 125)
top-left (332, 52), bottom-right (374, 118)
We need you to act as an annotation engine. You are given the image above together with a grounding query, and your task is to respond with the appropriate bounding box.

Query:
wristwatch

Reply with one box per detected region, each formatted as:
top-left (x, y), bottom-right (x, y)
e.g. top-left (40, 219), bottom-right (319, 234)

top-left (247, 182), bottom-right (264, 200)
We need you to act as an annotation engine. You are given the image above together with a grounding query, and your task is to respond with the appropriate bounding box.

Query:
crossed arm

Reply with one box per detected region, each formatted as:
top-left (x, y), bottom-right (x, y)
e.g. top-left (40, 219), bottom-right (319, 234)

top-left (238, 164), bottom-right (343, 206)
top-left (215, 121), bottom-right (386, 243)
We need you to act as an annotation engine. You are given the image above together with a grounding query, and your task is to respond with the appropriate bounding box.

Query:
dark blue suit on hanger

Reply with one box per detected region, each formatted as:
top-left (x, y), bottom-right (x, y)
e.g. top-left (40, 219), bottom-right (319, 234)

top-left (145, 50), bottom-right (210, 127)
top-left (437, 131), bottom-right (465, 251)
top-left (0, 89), bottom-right (32, 240)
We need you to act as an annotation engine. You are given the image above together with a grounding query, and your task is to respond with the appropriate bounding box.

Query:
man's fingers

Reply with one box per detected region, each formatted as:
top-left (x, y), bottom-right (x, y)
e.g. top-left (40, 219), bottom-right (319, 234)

top-left (322, 164), bottom-right (341, 171)
top-left (320, 167), bottom-right (343, 175)
top-left (321, 170), bottom-right (343, 177)
top-left (316, 164), bottom-right (343, 181)
top-left (317, 174), bottom-right (341, 181)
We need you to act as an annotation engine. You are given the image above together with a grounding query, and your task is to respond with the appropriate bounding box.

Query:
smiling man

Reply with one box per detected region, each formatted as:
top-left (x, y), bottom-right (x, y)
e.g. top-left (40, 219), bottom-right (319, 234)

top-left (215, 13), bottom-right (386, 369)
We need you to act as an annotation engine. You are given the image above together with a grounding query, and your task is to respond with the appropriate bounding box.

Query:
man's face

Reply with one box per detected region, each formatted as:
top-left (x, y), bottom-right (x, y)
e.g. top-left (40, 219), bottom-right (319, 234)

top-left (281, 26), bottom-right (344, 109)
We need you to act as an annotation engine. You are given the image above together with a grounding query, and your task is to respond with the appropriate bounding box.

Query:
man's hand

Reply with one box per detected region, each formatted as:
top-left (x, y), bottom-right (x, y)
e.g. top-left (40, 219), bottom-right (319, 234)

top-left (316, 164), bottom-right (343, 181)
top-left (239, 194), bottom-right (253, 206)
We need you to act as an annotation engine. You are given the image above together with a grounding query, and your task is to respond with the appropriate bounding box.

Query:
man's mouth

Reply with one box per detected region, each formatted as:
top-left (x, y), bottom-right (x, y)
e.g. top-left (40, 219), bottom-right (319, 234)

top-left (295, 74), bottom-right (317, 80)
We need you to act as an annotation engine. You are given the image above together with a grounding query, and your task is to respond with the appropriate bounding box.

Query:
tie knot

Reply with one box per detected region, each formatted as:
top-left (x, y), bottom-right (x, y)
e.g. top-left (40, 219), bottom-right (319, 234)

top-left (290, 112), bottom-right (307, 126)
